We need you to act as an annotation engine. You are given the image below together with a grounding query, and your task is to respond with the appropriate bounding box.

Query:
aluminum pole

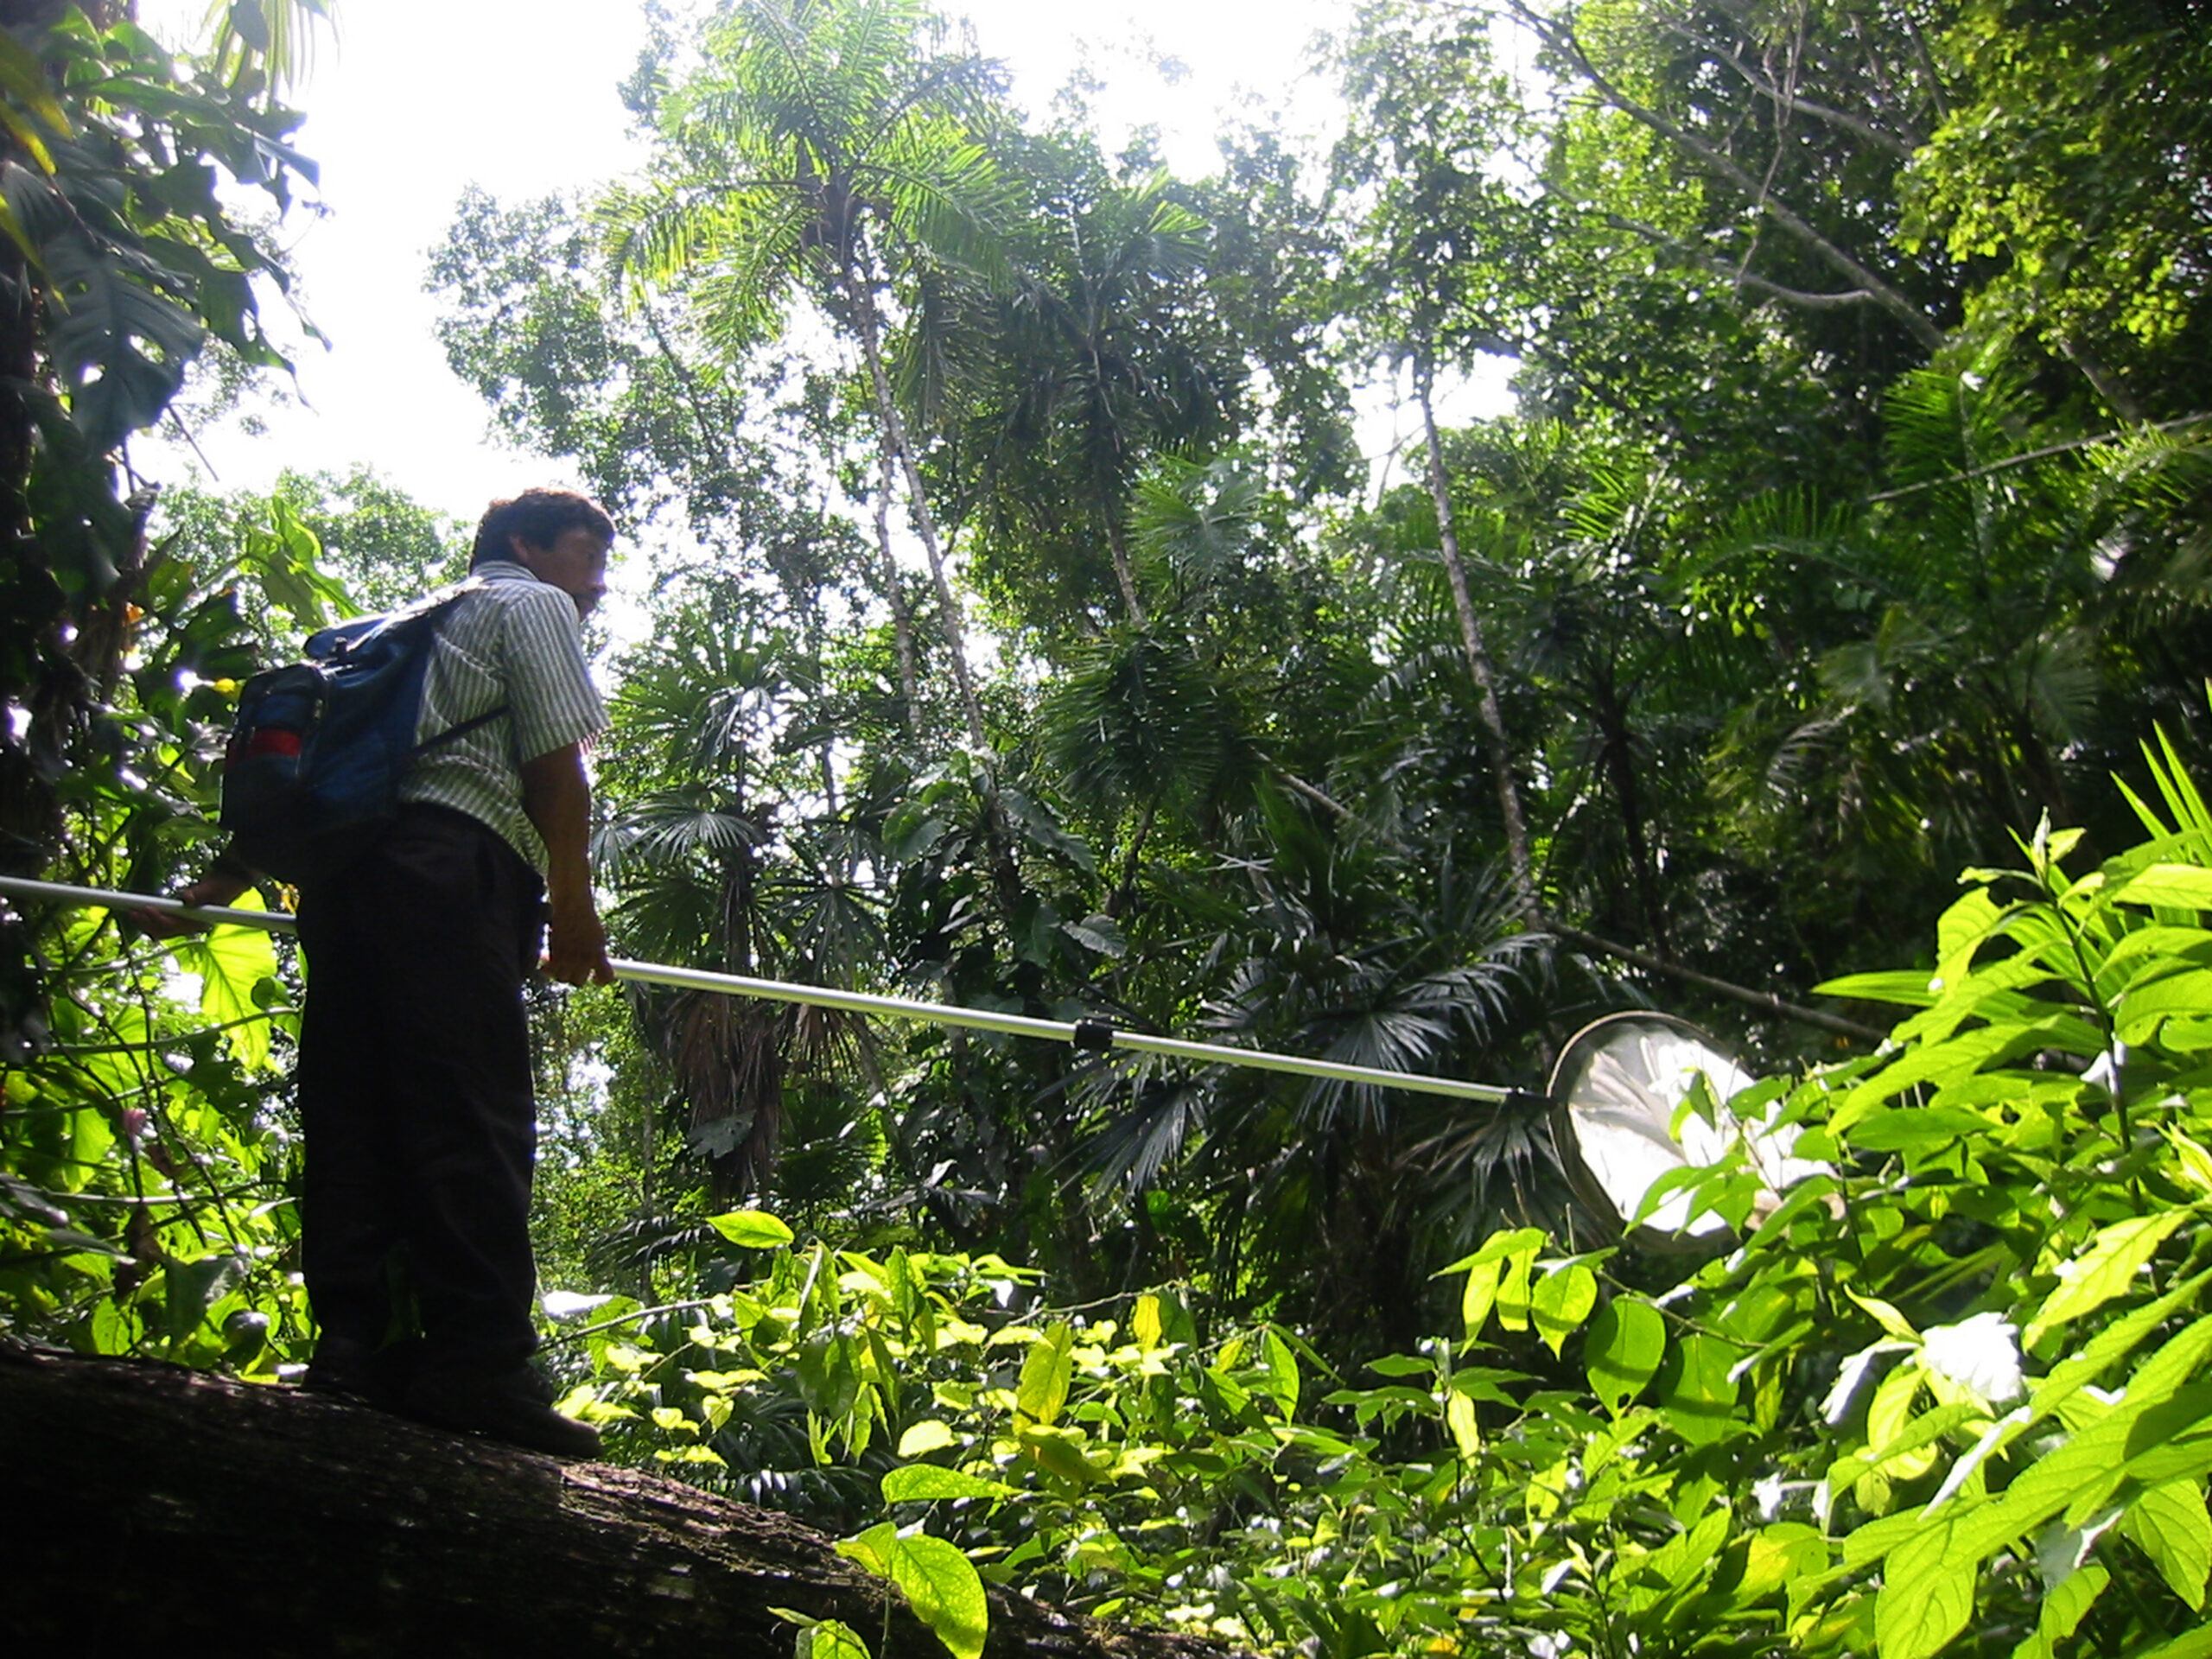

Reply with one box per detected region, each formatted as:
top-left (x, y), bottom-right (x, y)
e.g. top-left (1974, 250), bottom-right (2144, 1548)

top-left (0, 874), bottom-right (1517, 1105)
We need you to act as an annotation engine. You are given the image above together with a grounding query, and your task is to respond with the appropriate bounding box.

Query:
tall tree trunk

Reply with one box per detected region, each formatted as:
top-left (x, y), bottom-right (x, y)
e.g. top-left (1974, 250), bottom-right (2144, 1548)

top-left (846, 282), bottom-right (988, 751)
top-left (871, 440), bottom-right (922, 720)
top-left (1103, 509), bottom-right (1147, 625)
top-left (1414, 353), bottom-right (1541, 924)
top-left (1590, 669), bottom-right (1669, 957)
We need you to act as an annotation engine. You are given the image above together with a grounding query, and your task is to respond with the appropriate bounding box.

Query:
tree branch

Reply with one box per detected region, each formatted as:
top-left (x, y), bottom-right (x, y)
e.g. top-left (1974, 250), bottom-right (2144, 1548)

top-left (1507, 0), bottom-right (1947, 354)
top-left (1554, 925), bottom-right (1888, 1042)
top-left (1865, 412), bottom-right (2211, 503)
top-left (1663, 22), bottom-right (1923, 157)
top-left (1602, 213), bottom-right (1882, 309)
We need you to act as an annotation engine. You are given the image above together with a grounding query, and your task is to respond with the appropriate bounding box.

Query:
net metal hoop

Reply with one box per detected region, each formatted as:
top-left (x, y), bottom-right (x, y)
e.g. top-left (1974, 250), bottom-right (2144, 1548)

top-left (1548, 1010), bottom-right (1773, 1254)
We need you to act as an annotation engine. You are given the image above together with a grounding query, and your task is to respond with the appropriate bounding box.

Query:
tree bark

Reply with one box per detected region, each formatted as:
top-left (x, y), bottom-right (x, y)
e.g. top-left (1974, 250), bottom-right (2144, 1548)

top-left (0, 1341), bottom-right (1240, 1659)
top-left (1414, 354), bottom-right (1541, 924)
top-left (874, 438), bottom-right (924, 720)
top-left (846, 276), bottom-right (988, 752)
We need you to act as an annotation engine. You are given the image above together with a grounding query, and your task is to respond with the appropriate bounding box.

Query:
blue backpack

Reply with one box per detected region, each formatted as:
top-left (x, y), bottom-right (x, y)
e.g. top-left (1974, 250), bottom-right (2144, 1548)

top-left (219, 582), bottom-right (507, 885)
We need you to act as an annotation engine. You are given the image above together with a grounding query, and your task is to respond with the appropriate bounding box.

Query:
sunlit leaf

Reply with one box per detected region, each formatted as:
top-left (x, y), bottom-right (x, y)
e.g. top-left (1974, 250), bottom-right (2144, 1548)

top-left (1586, 1298), bottom-right (1666, 1414)
top-left (707, 1209), bottom-right (795, 1249)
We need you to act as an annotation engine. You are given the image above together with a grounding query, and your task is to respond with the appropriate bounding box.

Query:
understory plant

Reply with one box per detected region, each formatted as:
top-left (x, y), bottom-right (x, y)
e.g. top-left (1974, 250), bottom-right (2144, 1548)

top-left (562, 727), bottom-right (2212, 1659)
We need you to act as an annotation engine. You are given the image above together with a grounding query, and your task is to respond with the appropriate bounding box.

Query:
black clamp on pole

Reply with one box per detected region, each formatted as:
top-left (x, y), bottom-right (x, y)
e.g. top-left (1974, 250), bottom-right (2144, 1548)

top-left (1071, 1019), bottom-right (1116, 1052)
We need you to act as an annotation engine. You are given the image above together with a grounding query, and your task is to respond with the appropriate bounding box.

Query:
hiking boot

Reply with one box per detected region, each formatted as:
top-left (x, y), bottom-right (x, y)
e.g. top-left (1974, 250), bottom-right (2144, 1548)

top-left (403, 1365), bottom-right (602, 1459)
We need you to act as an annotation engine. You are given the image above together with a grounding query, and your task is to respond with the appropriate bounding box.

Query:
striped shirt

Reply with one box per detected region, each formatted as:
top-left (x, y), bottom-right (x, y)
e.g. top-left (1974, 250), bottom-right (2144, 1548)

top-left (399, 561), bottom-right (607, 873)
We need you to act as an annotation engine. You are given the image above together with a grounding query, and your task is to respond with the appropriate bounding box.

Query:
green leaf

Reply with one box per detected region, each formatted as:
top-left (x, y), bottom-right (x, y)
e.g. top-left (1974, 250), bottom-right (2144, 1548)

top-left (1531, 1262), bottom-right (1598, 1357)
top-left (1657, 1333), bottom-right (1743, 1445)
top-left (706, 1210), bottom-right (795, 1249)
top-left (999, 786), bottom-right (1096, 874)
top-left (177, 902), bottom-right (278, 1071)
top-left (1015, 1323), bottom-right (1073, 1425)
top-left (1060, 913), bottom-right (1126, 959)
top-left (1815, 969), bottom-right (1939, 1007)
top-left (1262, 1326), bottom-right (1300, 1418)
top-left (2119, 969), bottom-right (2212, 1046)
top-left (1131, 1294), bottom-right (1163, 1351)
top-left (836, 1521), bottom-right (898, 1578)
top-left (2113, 864), bottom-right (2212, 912)
top-left (2122, 1478), bottom-right (2211, 1611)
top-left (882, 801), bottom-right (946, 861)
top-left (1937, 887), bottom-right (2007, 964)
top-left (1460, 1254), bottom-right (1503, 1339)
top-left (2013, 1562), bottom-right (2107, 1659)
top-left (1867, 1364), bottom-right (1936, 1479)
top-left (1873, 1518), bottom-right (1975, 1659)
top-left (2024, 1212), bottom-right (2187, 1346)
top-left (1587, 1298), bottom-right (1667, 1414)
top-left (887, 1533), bottom-right (988, 1659)
top-left (1845, 1104), bottom-right (1996, 1153)
top-left (2171, 1128), bottom-right (2212, 1198)
top-left (1435, 1224), bottom-right (1548, 1276)
top-left (881, 1465), bottom-right (1011, 1503)
top-left (161, 1249), bottom-right (245, 1343)
top-left (1848, 1291), bottom-right (1922, 1343)
top-left (795, 1620), bottom-right (873, 1659)
top-left (1444, 1389), bottom-right (1481, 1459)
top-left (1015, 1421), bottom-right (1099, 1484)
top-left (1495, 1240), bottom-right (1540, 1332)
top-left (0, 27), bottom-right (72, 141)
top-left (2135, 1624), bottom-right (2212, 1659)
top-left (897, 1420), bottom-right (957, 1458)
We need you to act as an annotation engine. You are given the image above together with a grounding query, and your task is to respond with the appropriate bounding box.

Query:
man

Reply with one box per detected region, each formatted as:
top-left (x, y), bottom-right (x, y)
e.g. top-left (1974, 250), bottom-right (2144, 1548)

top-left (163, 489), bottom-right (617, 1458)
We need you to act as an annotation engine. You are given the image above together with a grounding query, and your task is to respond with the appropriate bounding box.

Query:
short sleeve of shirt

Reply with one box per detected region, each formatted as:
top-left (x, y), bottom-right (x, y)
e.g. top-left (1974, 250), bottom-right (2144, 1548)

top-left (495, 583), bottom-right (607, 762)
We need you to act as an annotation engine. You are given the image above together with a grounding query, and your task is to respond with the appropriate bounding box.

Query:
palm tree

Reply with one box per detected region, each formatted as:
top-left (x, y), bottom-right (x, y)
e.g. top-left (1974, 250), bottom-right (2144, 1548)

top-left (596, 611), bottom-right (879, 1199)
top-left (603, 0), bottom-right (1007, 749)
top-left (957, 164), bottom-right (1234, 628)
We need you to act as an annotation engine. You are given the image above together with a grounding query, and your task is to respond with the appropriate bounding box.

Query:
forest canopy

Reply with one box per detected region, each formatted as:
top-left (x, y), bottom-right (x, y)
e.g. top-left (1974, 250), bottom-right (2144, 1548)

top-left (3, 2), bottom-right (2211, 1656)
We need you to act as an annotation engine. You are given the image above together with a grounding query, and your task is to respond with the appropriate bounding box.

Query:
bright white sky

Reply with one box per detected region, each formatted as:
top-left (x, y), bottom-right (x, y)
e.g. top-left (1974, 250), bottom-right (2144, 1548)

top-left (135, 0), bottom-right (1510, 526)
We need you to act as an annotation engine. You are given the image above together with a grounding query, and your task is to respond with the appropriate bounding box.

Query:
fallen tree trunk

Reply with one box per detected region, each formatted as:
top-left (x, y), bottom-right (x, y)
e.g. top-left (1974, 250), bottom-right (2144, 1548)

top-left (0, 1342), bottom-right (1239, 1659)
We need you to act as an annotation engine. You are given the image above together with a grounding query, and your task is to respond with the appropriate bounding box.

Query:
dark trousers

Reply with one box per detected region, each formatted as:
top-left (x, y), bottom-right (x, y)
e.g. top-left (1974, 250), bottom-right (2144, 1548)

top-left (295, 804), bottom-right (545, 1376)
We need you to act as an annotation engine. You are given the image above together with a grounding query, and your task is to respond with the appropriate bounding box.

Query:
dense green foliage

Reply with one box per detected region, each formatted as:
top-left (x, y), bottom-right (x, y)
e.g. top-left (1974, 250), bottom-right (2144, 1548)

top-left (3, 1), bottom-right (2211, 1654)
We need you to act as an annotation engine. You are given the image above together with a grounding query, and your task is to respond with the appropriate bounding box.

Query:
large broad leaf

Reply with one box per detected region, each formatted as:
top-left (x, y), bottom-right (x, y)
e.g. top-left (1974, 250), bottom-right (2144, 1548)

top-left (1657, 1334), bottom-right (1743, 1445)
top-left (997, 786), bottom-right (1096, 875)
top-left (880, 1465), bottom-right (1010, 1503)
top-left (1261, 1326), bottom-right (1300, 1419)
top-left (1531, 1262), bottom-right (1598, 1357)
top-left (2119, 969), bottom-right (2212, 1046)
top-left (1873, 1518), bottom-right (1976, 1659)
top-left (2135, 1623), bottom-right (2212, 1659)
top-left (2024, 1213), bottom-right (2188, 1346)
top-left (1014, 1322), bottom-right (1073, 1425)
top-left (2013, 1564), bottom-right (2109, 1659)
top-left (2122, 1478), bottom-right (2211, 1611)
top-left (175, 898), bottom-right (279, 1071)
top-left (1586, 1298), bottom-right (1667, 1414)
top-left (792, 1620), bottom-right (871, 1659)
top-left (38, 222), bottom-right (207, 453)
top-left (2113, 865), bottom-right (2212, 912)
top-left (886, 1534), bottom-right (988, 1659)
top-left (707, 1210), bottom-right (794, 1249)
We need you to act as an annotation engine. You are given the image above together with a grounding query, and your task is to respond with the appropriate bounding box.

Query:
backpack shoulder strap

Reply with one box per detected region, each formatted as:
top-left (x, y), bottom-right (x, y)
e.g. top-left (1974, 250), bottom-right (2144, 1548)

top-left (408, 575), bottom-right (510, 756)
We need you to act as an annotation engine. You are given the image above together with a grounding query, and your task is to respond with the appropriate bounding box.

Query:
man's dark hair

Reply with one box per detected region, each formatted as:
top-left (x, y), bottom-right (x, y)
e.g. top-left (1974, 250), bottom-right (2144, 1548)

top-left (471, 489), bottom-right (616, 568)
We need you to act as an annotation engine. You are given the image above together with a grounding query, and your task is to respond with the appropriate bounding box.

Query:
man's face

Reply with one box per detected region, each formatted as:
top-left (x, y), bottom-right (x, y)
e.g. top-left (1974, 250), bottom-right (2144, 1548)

top-left (510, 528), bottom-right (610, 620)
